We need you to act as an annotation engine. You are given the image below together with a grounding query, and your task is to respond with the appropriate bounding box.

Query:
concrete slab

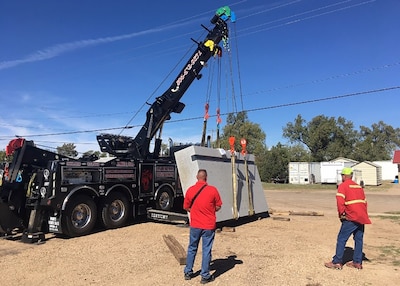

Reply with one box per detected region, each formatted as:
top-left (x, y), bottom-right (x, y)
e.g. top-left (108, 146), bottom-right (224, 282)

top-left (174, 145), bottom-right (269, 222)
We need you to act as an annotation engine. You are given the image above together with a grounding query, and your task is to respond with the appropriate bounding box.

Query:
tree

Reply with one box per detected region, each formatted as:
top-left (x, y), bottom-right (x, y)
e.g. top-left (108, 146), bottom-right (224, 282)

top-left (353, 121), bottom-right (400, 161)
top-left (262, 143), bottom-right (290, 182)
top-left (80, 150), bottom-right (101, 161)
top-left (219, 111), bottom-right (266, 155)
top-left (218, 111), bottom-right (270, 181)
top-left (283, 115), bottom-right (400, 162)
top-left (283, 114), bottom-right (358, 161)
top-left (57, 143), bottom-right (78, 158)
top-left (0, 150), bottom-right (7, 162)
top-left (257, 143), bottom-right (311, 182)
top-left (287, 144), bottom-right (312, 162)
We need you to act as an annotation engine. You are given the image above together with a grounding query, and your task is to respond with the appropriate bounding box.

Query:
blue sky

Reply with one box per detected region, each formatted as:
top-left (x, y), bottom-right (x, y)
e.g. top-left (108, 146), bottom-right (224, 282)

top-left (1, 0), bottom-right (399, 155)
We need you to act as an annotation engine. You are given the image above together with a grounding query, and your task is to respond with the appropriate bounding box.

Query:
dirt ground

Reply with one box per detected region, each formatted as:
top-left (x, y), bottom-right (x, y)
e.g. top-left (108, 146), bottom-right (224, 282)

top-left (1, 184), bottom-right (399, 286)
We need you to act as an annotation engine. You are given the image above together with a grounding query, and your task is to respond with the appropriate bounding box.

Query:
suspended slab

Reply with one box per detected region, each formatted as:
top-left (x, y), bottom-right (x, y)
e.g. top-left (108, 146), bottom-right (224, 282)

top-left (174, 146), bottom-right (269, 223)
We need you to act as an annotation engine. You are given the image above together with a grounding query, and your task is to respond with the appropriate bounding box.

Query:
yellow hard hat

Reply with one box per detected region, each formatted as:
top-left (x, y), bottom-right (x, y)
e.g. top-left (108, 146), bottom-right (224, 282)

top-left (341, 167), bottom-right (353, 175)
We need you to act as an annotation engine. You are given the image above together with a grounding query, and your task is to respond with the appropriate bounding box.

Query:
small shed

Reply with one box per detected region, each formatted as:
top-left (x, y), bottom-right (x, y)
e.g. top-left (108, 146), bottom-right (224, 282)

top-left (352, 161), bottom-right (382, 186)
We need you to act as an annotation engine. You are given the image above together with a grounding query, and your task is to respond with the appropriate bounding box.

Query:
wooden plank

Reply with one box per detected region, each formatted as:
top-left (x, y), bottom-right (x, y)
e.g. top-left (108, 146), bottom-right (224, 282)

top-left (272, 217), bottom-right (291, 221)
top-left (270, 209), bottom-right (324, 216)
top-left (289, 211), bottom-right (324, 216)
top-left (222, 226), bottom-right (236, 232)
top-left (162, 234), bottom-right (187, 265)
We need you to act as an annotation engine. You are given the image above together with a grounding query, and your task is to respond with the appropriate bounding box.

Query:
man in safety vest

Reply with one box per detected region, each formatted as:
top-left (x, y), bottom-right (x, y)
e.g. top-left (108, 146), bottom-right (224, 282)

top-left (325, 167), bottom-right (371, 270)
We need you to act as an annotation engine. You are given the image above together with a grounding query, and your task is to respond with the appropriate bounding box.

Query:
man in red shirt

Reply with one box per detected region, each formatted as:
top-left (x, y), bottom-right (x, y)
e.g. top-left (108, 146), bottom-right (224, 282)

top-left (325, 167), bottom-right (371, 270)
top-left (183, 169), bottom-right (222, 284)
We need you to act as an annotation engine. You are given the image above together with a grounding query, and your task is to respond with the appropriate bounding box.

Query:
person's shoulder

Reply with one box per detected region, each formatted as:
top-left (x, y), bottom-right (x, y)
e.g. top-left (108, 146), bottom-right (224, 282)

top-left (206, 184), bottom-right (218, 190)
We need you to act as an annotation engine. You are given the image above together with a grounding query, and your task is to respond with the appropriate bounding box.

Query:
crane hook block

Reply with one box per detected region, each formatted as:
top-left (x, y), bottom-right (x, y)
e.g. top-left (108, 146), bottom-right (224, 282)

top-left (215, 6), bottom-right (236, 23)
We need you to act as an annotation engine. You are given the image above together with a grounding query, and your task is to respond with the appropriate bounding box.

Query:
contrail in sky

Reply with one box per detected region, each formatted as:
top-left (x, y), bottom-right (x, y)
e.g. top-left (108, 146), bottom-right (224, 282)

top-left (0, 20), bottom-right (198, 71)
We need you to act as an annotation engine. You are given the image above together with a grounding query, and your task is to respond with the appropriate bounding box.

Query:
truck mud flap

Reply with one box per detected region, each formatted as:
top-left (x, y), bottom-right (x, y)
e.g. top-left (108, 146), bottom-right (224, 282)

top-left (0, 202), bottom-right (25, 234)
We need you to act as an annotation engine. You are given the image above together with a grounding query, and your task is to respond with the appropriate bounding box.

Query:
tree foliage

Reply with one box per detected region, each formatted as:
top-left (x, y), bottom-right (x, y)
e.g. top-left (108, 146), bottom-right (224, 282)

top-left (0, 150), bottom-right (7, 162)
top-left (353, 121), bottom-right (400, 161)
top-left (57, 143), bottom-right (78, 158)
top-left (80, 150), bottom-right (102, 161)
top-left (283, 114), bottom-right (400, 162)
top-left (219, 111), bottom-right (266, 155)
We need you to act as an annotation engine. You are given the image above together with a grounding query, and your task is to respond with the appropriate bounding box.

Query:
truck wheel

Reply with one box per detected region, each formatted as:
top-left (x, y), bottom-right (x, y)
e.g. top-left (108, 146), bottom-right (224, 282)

top-left (100, 192), bottom-right (130, 229)
top-left (63, 195), bottom-right (97, 237)
top-left (156, 188), bottom-right (173, 211)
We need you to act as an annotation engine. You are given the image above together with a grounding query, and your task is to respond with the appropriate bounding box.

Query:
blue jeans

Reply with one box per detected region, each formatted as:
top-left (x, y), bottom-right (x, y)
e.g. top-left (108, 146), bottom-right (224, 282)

top-left (184, 227), bottom-right (215, 279)
top-left (333, 220), bottom-right (365, 264)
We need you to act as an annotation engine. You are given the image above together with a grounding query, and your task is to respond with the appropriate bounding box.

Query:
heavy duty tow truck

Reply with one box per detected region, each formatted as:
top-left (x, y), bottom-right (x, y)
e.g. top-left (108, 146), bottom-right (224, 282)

top-left (0, 6), bottom-right (236, 242)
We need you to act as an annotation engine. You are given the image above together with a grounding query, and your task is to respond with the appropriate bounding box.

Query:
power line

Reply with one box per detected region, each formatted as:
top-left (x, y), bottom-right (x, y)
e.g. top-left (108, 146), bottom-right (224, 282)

top-left (169, 86), bottom-right (400, 122)
top-left (1, 60), bottom-right (397, 128)
top-left (2, 86), bottom-right (397, 140)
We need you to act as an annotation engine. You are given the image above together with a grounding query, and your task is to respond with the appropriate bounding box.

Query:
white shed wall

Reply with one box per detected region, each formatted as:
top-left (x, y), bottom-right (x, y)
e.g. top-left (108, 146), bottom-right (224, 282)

top-left (373, 161), bottom-right (398, 181)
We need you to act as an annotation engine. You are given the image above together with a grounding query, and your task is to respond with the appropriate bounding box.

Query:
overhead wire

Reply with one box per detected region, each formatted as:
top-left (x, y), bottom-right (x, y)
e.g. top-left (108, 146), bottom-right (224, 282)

top-left (0, 0), bottom-right (393, 141)
top-left (1, 85), bottom-right (397, 142)
top-left (237, 0), bottom-right (376, 36)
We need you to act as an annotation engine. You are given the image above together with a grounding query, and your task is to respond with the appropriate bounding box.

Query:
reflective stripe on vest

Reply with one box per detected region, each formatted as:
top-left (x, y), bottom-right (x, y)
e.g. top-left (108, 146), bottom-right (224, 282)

top-left (349, 184), bottom-right (362, 188)
top-left (336, 193), bottom-right (345, 199)
top-left (345, 199), bottom-right (367, 205)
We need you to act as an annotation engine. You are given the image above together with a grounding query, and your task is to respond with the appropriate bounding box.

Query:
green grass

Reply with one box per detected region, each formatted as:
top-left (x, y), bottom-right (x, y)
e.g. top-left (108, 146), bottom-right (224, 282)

top-left (377, 245), bottom-right (400, 266)
top-left (262, 182), bottom-right (336, 191)
top-left (262, 180), bottom-right (396, 192)
top-left (372, 211), bottom-right (400, 224)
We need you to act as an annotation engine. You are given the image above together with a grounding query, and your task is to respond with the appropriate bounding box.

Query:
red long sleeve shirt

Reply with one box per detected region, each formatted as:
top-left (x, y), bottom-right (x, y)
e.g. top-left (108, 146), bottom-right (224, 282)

top-left (336, 179), bottom-right (371, 225)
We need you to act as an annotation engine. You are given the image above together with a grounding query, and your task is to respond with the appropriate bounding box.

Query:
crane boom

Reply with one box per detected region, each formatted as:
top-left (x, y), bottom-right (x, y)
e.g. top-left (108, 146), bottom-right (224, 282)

top-left (97, 6), bottom-right (235, 159)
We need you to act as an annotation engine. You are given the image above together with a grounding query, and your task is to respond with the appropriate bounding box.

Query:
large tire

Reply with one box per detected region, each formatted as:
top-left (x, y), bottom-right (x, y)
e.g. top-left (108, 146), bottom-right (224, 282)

top-left (156, 188), bottom-right (173, 211)
top-left (100, 192), bottom-right (130, 229)
top-left (63, 195), bottom-right (97, 237)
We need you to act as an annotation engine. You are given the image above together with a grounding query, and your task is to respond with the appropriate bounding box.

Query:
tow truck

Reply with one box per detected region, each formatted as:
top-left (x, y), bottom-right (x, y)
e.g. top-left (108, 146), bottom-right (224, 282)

top-left (0, 6), bottom-right (236, 242)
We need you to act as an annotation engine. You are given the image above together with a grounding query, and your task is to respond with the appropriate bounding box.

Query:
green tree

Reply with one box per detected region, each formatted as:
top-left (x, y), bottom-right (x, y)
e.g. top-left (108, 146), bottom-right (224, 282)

top-left (218, 111), bottom-right (269, 181)
top-left (287, 144), bottom-right (312, 162)
top-left (81, 150), bottom-right (101, 161)
top-left (257, 143), bottom-right (311, 182)
top-left (219, 111), bottom-right (266, 155)
top-left (353, 121), bottom-right (400, 161)
top-left (265, 143), bottom-right (290, 182)
top-left (57, 143), bottom-right (78, 158)
top-left (283, 114), bottom-right (358, 161)
top-left (0, 150), bottom-right (7, 162)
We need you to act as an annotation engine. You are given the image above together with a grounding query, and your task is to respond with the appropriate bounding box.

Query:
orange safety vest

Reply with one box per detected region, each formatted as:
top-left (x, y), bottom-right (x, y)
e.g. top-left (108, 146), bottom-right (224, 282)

top-left (336, 179), bottom-right (371, 224)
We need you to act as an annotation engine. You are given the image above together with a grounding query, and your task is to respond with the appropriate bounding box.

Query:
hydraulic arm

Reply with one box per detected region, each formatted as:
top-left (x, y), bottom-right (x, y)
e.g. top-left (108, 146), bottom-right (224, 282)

top-left (97, 6), bottom-right (235, 159)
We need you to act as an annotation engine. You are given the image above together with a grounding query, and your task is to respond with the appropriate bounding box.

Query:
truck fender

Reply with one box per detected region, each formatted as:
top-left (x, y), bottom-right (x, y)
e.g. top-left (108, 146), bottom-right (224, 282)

top-left (104, 183), bottom-right (135, 202)
top-left (61, 185), bottom-right (99, 211)
top-left (154, 183), bottom-right (175, 199)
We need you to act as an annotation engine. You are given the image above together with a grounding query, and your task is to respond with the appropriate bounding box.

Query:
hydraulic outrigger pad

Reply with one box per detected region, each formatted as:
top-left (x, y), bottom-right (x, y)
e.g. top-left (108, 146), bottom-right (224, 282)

top-left (0, 202), bottom-right (25, 235)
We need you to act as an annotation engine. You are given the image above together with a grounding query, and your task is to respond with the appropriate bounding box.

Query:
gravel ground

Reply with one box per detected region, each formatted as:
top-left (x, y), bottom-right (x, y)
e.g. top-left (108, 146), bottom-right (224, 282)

top-left (0, 184), bottom-right (399, 286)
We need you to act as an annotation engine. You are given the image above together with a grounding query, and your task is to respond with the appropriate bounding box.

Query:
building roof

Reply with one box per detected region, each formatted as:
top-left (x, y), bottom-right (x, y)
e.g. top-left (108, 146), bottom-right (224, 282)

top-left (393, 150), bottom-right (400, 164)
top-left (353, 161), bottom-right (381, 169)
top-left (331, 157), bottom-right (359, 164)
